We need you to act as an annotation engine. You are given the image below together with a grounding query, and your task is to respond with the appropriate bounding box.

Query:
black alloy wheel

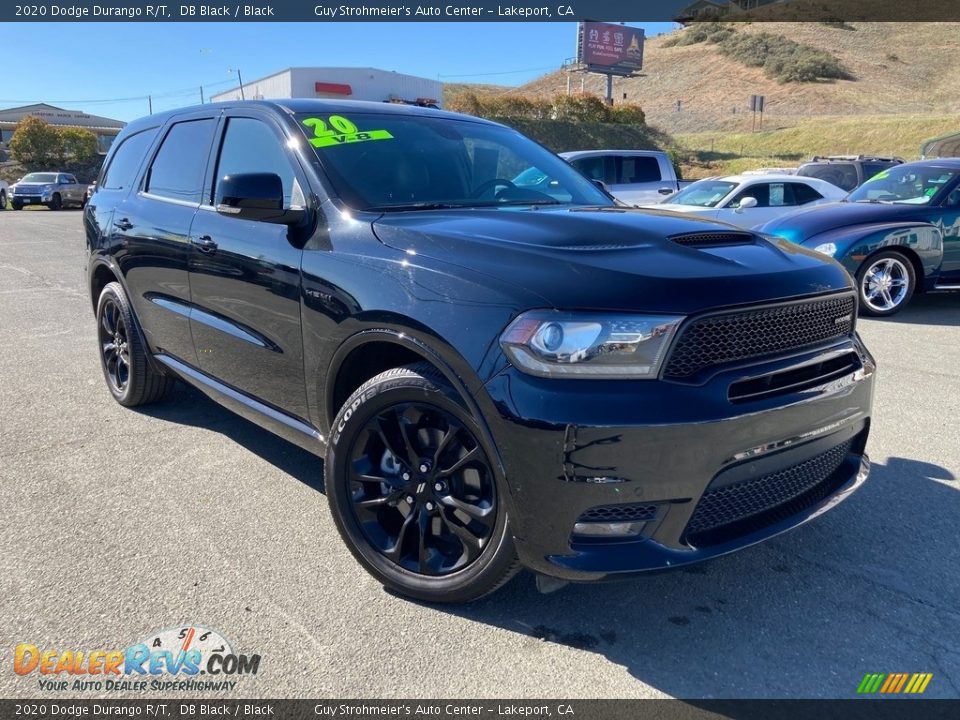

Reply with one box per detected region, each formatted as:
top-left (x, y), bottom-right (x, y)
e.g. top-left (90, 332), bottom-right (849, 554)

top-left (95, 282), bottom-right (173, 407)
top-left (99, 294), bottom-right (131, 395)
top-left (348, 403), bottom-right (497, 576)
top-left (50, 193), bottom-right (62, 211)
top-left (326, 364), bottom-right (519, 603)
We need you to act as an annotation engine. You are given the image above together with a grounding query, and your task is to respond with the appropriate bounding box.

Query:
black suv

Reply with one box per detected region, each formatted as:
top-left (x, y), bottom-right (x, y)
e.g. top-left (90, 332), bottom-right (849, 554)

top-left (797, 155), bottom-right (904, 192)
top-left (85, 100), bottom-right (875, 602)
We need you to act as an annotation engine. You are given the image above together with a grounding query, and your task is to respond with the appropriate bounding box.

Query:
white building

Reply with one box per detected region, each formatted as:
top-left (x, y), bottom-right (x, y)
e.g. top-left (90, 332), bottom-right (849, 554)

top-left (211, 67), bottom-right (442, 108)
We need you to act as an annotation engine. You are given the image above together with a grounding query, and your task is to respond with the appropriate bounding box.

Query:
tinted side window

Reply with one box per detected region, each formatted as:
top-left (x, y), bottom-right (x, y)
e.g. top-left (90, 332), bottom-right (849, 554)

top-left (800, 163), bottom-right (858, 191)
top-left (616, 156), bottom-right (662, 184)
top-left (213, 117), bottom-right (299, 207)
top-left (731, 183), bottom-right (771, 208)
top-left (790, 182), bottom-right (824, 205)
top-left (101, 130), bottom-right (156, 190)
top-left (145, 119), bottom-right (216, 204)
top-left (570, 156), bottom-right (606, 182)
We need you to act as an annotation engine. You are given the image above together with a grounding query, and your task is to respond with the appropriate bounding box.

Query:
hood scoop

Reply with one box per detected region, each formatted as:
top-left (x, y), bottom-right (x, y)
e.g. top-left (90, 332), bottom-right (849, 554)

top-left (669, 231), bottom-right (756, 248)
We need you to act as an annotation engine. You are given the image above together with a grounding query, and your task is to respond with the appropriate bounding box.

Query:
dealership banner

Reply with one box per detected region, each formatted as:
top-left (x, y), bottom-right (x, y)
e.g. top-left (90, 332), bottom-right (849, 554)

top-left (1, 0), bottom-right (959, 22)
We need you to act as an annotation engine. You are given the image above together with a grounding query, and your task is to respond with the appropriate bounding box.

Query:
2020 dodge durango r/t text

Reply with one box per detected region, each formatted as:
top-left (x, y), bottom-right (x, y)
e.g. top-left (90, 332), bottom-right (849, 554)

top-left (84, 100), bottom-right (875, 602)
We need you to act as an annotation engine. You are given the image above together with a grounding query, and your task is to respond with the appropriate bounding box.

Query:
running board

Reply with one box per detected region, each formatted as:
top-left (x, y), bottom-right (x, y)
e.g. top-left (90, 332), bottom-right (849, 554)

top-left (154, 354), bottom-right (326, 457)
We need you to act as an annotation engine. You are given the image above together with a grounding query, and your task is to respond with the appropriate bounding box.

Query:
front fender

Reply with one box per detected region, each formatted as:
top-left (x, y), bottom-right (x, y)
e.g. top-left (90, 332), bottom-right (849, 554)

top-left (802, 221), bottom-right (943, 287)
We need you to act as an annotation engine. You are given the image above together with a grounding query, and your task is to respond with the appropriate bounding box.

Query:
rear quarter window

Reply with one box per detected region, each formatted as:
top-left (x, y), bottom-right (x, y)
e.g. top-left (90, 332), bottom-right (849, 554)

top-left (145, 119), bottom-right (216, 204)
top-left (101, 129), bottom-right (157, 191)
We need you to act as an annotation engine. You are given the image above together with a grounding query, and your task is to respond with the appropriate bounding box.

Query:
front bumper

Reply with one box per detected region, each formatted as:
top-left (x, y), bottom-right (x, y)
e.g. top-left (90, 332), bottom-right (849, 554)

top-left (481, 337), bottom-right (875, 581)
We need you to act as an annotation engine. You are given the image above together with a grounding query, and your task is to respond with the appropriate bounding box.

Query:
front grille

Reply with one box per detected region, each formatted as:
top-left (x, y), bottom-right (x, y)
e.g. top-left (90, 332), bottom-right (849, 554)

top-left (684, 439), bottom-right (853, 547)
top-left (669, 231), bottom-right (755, 247)
top-left (663, 294), bottom-right (856, 379)
top-left (577, 502), bottom-right (659, 524)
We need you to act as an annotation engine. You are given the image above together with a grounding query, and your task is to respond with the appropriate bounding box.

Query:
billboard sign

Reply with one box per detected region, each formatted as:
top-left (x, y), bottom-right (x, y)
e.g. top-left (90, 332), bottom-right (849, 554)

top-left (578, 22), bottom-right (645, 76)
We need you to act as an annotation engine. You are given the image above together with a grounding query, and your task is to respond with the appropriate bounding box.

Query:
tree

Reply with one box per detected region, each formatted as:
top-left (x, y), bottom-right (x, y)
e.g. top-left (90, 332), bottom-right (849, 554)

top-left (9, 116), bottom-right (63, 167)
top-left (59, 127), bottom-right (99, 166)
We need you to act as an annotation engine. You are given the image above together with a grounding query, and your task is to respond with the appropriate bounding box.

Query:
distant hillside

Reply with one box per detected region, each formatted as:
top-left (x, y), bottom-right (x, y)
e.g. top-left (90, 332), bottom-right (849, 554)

top-left (443, 82), bottom-right (511, 107)
top-left (518, 22), bottom-right (960, 134)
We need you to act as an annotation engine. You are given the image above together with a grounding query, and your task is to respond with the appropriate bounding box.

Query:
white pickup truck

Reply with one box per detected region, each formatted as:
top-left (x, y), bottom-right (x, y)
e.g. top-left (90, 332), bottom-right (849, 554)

top-left (559, 150), bottom-right (691, 205)
top-left (10, 172), bottom-right (89, 210)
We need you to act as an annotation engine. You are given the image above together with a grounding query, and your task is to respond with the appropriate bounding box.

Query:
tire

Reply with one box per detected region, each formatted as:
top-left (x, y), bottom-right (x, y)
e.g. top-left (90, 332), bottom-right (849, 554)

top-left (0, 190), bottom-right (6, 210)
top-left (326, 363), bottom-right (520, 603)
top-left (96, 282), bottom-right (173, 407)
top-left (12, 202), bottom-right (22, 211)
top-left (50, 193), bottom-right (62, 211)
top-left (856, 250), bottom-right (915, 317)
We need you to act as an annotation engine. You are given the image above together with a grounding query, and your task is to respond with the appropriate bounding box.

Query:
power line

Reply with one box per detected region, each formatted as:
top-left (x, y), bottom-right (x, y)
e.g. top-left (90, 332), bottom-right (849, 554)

top-left (0, 78), bottom-right (236, 107)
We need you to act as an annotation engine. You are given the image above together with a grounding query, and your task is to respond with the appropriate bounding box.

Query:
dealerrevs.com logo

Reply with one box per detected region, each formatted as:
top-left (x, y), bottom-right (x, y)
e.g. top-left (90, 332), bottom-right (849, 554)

top-left (13, 625), bottom-right (261, 692)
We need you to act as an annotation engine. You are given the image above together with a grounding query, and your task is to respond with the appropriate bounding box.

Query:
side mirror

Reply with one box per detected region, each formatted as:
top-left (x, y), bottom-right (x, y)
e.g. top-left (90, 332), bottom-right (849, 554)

top-left (216, 173), bottom-right (304, 225)
top-left (735, 196), bottom-right (758, 213)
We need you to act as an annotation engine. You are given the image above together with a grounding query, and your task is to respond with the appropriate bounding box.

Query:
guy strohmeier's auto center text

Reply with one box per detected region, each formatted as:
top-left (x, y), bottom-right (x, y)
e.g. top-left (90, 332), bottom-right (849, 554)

top-left (12, 2), bottom-right (572, 18)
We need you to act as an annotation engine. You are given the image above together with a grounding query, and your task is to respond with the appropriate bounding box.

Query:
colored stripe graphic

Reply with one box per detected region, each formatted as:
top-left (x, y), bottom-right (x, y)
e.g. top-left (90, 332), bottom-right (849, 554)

top-left (857, 672), bottom-right (932, 694)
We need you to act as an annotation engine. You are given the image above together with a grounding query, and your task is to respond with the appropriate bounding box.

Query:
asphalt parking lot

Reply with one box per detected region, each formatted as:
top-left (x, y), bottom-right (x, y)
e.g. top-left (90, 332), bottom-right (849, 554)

top-left (1, 209), bottom-right (958, 700)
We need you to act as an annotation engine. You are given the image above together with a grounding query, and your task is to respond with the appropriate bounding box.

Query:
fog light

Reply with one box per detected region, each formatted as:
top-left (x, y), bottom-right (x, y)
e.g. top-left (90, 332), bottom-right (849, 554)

top-left (573, 521), bottom-right (647, 537)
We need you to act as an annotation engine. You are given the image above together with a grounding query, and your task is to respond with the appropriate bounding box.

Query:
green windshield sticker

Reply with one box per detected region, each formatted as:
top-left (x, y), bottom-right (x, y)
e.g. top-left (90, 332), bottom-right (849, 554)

top-left (925, 187), bottom-right (937, 197)
top-left (302, 115), bottom-right (393, 148)
top-left (868, 170), bottom-right (890, 182)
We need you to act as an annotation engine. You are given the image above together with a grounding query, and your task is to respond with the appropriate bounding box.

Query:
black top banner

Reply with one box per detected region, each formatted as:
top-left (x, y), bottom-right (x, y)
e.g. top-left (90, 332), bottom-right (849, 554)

top-left (1, 0), bottom-right (959, 22)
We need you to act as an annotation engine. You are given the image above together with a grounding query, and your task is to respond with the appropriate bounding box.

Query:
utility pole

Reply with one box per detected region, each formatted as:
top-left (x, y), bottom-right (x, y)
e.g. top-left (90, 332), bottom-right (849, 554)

top-left (200, 85), bottom-right (205, 104)
top-left (148, 95), bottom-right (152, 115)
top-left (229, 68), bottom-right (245, 100)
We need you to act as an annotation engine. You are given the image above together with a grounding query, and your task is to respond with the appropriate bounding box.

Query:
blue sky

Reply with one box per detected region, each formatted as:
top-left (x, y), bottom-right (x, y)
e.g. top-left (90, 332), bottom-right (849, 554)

top-left (0, 22), bottom-right (675, 121)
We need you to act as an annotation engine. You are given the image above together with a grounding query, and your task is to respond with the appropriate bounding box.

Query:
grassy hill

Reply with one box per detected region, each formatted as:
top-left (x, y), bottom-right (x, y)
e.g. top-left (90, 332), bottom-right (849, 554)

top-left (518, 23), bottom-right (960, 134)
top-left (675, 114), bottom-right (960, 177)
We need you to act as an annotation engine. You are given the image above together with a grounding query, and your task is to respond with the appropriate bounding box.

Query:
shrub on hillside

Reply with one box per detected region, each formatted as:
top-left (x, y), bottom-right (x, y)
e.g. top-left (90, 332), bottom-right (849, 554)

top-left (661, 23), bottom-right (851, 83)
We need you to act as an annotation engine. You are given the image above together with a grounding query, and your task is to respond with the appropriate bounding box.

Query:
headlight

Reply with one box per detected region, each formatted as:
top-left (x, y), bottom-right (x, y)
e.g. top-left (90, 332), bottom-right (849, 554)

top-left (499, 310), bottom-right (684, 378)
top-left (813, 242), bottom-right (838, 256)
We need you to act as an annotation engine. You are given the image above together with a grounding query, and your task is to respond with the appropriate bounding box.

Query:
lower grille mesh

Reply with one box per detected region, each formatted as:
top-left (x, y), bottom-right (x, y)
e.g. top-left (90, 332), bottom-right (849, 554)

top-left (577, 503), bottom-right (659, 524)
top-left (684, 439), bottom-right (853, 547)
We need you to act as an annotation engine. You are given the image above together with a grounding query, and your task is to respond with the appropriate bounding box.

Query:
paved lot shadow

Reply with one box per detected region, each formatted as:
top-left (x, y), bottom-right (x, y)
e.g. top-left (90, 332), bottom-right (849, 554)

top-left (876, 292), bottom-right (960, 327)
top-left (134, 383), bottom-right (325, 493)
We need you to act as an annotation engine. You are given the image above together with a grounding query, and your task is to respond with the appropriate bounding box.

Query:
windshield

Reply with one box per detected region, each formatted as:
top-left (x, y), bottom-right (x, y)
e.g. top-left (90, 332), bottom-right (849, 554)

top-left (666, 180), bottom-right (737, 207)
top-left (21, 173), bottom-right (58, 183)
top-left (797, 163), bottom-right (858, 192)
top-left (296, 112), bottom-right (610, 211)
top-left (847, 165), bottom-right (959, 204)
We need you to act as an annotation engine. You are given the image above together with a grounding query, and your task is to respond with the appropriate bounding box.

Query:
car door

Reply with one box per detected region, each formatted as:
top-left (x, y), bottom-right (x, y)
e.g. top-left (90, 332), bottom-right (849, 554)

top-left (187, 111), bottom-right (310, 421)
top-left (85, 126), bottom-right (157, 264)
top-left (113, 113), bottom-right (219, 366)
top-left (717, 182), bottom-right (796, 227)
top-left (934, 184), bottom-right (960, 282)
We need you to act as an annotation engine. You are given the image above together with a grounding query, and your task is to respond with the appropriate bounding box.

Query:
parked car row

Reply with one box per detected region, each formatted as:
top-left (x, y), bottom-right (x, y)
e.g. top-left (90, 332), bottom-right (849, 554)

top-left (549, 146), bottom-right (954, 317)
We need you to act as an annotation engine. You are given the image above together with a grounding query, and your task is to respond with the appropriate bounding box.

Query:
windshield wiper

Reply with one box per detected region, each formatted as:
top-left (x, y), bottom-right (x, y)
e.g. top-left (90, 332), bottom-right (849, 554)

top-left (494, 199), bottom-right (565, 207)
top-left (365, 202), bottom-right (476, 212)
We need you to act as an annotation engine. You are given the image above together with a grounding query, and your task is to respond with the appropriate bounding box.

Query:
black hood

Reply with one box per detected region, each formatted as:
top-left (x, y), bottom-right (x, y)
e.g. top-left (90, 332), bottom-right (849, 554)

top-left (372, 206), bottom-right (853, 315)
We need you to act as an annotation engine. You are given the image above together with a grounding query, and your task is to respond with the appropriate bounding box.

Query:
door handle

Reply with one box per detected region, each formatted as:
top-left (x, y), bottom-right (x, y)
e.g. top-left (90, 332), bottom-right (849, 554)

top-left (193, 235), bottom-right (218, 252)
top-left (115, 218), bottom-right (133, 231)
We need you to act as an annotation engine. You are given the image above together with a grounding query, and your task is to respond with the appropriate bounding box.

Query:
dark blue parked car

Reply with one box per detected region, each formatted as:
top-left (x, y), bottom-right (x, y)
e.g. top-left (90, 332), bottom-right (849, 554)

top-left (760, 159), bottom-right (960, 316)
